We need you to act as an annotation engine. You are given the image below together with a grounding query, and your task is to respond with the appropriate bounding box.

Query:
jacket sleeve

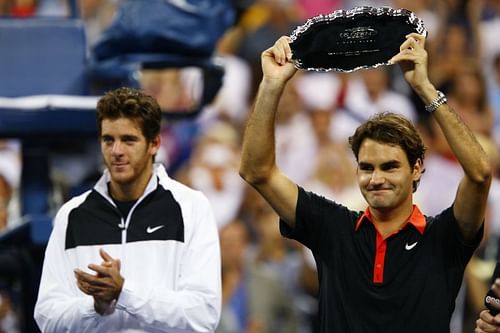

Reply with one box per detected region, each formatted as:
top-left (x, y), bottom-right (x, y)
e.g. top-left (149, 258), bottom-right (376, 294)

top-left (34, 199), bottom-right (112, 333)
top-left (114, 190), bottom-right (222, 332)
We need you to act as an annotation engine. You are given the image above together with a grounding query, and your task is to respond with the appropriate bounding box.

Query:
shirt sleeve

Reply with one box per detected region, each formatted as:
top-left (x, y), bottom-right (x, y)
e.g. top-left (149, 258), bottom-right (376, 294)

top-left (432, 206), bottom-right (484, 267)
top-left (280, 186), bottom-right (358, 254)
top-left (114, 191), bottom-right (222, 333)
top-left (34, 202), bottom-right (110, 333)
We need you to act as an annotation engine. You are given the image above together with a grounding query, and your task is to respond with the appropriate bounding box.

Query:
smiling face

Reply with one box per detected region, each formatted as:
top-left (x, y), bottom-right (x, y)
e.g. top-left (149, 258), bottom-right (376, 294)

top-left (101, 117), bottom-right (160, 197)
top-left (357, 139), bottom-right (422, 212)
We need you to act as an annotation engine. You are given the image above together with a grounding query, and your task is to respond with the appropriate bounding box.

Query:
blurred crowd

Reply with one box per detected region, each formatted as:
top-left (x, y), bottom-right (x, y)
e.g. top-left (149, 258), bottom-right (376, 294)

top-left (1, 0), bottom-right (500, 332)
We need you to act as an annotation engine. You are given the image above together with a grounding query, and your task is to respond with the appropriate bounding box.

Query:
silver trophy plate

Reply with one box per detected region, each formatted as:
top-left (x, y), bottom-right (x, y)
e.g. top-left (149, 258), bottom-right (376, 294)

top-left (289, 6), bottom-right (427, 72)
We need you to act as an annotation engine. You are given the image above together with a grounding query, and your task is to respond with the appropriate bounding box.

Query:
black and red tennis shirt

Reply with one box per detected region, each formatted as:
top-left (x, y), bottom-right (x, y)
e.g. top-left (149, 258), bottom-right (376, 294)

top-left (280, 186), bottom-right (483, 333)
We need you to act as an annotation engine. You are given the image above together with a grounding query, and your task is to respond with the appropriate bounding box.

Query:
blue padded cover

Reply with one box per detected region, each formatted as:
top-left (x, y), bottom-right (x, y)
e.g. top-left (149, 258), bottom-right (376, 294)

top-left (0, 18), bottom-right (88, 97)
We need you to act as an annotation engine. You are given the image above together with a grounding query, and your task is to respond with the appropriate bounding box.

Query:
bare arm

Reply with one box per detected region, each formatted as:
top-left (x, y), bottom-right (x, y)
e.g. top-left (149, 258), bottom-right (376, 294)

top-left (392, 33), bottom-right (492, 243)
top-left (239, 36), bottom-right (299, 227)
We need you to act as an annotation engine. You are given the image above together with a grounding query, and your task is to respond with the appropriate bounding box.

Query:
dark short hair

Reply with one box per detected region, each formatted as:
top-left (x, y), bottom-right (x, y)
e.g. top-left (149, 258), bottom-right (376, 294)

top-left (96, 87), bottom-right (161, 143)
top-left (348, 112), bottom-right (426, 192)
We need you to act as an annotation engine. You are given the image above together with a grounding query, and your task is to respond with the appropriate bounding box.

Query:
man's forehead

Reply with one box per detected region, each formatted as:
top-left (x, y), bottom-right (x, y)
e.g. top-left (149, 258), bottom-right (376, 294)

top-left (359, 138), bottom-right (404, 151)
top-left (358, 139), bottom-right (407, 162)
top-left (101, 117), bottom-right (141, 131)
top-left (100, 121), bottom-right (145, 141)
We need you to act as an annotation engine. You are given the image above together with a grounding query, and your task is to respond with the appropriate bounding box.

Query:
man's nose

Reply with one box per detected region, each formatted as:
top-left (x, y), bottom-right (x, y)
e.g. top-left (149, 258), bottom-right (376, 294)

top-left (370, 169), bottom-right (385, 184)
top-left (111, 141), bottom-right (123, 155)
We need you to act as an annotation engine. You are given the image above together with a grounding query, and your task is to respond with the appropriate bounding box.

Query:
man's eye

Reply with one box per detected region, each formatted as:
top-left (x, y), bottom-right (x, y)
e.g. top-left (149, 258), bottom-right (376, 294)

top-left (382, 164), bottom-right (399, 171)
top-left (123, 138), bottom-right (136, 144)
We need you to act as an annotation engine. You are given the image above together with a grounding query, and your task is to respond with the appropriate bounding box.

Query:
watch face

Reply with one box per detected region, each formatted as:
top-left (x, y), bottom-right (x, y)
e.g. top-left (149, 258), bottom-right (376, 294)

top-left (289, 6), bottom-right (427, 72)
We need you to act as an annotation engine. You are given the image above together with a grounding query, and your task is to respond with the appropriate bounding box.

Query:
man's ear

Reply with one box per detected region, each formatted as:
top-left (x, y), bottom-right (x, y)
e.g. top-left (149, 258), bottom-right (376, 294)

top-left (413, 158), bottom-right (423, 180)
top-left (149, 135), bottom-right (161, 155)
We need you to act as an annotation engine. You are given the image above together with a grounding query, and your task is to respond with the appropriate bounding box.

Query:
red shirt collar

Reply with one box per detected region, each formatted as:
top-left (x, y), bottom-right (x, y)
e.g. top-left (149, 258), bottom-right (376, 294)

top-left (355, 205), bottom-right (426, 235)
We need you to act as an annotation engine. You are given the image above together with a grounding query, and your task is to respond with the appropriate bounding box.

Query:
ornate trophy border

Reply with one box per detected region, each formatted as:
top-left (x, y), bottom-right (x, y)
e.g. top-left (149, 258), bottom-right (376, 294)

top-left (289, 6), bottom-right (428, 72)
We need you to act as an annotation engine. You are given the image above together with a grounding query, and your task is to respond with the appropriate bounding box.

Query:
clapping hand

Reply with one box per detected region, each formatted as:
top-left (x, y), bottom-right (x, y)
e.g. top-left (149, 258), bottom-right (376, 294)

top-left (74, 248), bottom-right (124, 315)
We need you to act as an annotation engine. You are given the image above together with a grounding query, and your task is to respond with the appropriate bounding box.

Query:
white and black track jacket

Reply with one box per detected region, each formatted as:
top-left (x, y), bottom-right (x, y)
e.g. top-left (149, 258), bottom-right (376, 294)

top-left (34, 164), bottom-right (221, 333)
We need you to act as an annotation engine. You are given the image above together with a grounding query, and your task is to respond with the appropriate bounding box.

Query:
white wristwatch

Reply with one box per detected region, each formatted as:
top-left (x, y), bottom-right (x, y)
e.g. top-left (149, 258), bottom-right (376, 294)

top-left (424, 90), bottom-right (447, 113)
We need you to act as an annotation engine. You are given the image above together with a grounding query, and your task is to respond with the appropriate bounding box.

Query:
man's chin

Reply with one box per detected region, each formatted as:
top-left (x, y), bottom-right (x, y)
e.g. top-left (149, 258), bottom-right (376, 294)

top-left (109, 172), bottom-right (132, 184)
top-left (366, 198), bottom-right (392, 210)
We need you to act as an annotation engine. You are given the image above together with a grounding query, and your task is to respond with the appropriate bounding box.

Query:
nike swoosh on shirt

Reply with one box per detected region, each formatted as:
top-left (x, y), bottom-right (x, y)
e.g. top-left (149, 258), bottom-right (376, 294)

top-left (146, 225), bottom-right (165, 234)
top-left (405, 242), bottom-right (418, 250)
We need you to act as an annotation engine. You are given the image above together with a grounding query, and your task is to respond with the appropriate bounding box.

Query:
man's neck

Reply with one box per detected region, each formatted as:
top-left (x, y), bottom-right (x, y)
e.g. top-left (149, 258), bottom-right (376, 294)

top-left (110, 183), bottom-right (145, 202)
top-left (369, 200), bottom-right (414, 239)
top-left (109, 169), bottom-right (153, 202)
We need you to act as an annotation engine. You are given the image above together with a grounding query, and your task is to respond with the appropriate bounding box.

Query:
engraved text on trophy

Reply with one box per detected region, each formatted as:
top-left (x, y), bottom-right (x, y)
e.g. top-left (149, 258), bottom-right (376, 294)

top-left (328, 27), bottom-right (380, 56)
